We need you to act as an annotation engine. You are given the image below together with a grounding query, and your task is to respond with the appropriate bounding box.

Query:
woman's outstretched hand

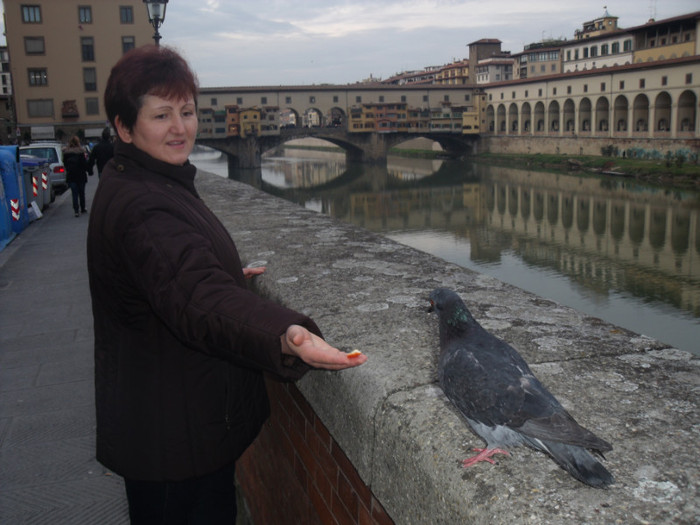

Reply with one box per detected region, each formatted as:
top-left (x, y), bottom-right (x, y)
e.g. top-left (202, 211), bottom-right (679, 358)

top-left (281, 325), bottom-right (368, 370)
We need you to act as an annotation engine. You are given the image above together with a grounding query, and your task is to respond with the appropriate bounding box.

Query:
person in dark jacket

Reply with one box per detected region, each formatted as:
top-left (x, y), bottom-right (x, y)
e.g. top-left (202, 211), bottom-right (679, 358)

top-left (87, 126), bottom-right (114, 178)
top-left (62, 135), bottom-right (91, 217)
top-left (87, 45), bottom-right (367, 524)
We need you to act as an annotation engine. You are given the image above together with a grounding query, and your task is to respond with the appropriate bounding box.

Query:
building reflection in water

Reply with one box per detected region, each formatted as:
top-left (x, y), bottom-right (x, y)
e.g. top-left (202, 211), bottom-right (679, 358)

top-left (342, 164), bottom-right (700, 325)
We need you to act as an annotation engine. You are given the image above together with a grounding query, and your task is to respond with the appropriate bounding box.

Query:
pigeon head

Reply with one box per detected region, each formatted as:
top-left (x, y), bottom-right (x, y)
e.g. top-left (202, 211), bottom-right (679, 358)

top-left (428, 288), bottom-right (478, 339)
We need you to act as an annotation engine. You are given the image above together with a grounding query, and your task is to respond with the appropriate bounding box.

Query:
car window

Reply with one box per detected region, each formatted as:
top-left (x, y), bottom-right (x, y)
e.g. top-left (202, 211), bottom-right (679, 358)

top-left (23, 147), bottom-right (59, 163)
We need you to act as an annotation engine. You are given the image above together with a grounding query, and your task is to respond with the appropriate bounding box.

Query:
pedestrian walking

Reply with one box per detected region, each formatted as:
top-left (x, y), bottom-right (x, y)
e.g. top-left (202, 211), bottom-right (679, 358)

top-left (88, 127), bottom-right (114, 178)
top-left (62, 136), bottom-right (91, 217)
top-left (87, 44), bottom-right (367, 524)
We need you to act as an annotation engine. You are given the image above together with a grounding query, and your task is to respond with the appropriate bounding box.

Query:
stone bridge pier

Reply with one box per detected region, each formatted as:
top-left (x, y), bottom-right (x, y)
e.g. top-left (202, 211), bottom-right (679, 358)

top-left (197, 130), bottom-right (479, 169)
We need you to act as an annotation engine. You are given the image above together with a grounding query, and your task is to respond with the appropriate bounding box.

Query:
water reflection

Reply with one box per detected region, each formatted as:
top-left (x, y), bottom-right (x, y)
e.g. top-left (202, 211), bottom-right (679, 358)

top-left (190, 146), bottom-right (700, 355)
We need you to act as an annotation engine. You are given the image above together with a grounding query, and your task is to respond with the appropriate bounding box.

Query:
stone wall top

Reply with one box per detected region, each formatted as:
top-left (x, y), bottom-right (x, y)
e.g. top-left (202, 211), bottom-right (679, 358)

top-left (196, 170), bottom-right (699, 524)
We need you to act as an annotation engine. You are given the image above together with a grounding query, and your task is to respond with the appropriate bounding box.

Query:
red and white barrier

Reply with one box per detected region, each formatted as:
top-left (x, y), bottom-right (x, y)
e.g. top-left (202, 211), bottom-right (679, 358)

top-left (10, 199), bottom-right (20, 221)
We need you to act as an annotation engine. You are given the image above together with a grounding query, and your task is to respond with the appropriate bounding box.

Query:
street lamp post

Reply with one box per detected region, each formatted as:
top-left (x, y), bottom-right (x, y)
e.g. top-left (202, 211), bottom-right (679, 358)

top-left (143, 0), bottom-right (169, 46)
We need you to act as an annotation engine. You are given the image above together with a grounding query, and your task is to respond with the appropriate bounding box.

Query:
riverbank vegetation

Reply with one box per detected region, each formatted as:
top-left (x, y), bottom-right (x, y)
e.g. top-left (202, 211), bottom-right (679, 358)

top-left (474, 152), bottom-right (700, 189)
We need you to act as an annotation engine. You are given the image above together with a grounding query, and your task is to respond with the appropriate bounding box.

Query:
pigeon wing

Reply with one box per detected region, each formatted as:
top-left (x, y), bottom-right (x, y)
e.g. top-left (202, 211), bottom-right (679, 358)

top-left (438, 333), bottom-right (527, 428)
top-left (440, 329), bottom-right (611, 452)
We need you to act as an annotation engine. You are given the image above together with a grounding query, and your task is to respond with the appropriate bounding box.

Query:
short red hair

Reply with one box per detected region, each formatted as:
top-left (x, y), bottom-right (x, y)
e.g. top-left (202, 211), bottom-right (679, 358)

top-left (104, 45), bottom-right (199, 131)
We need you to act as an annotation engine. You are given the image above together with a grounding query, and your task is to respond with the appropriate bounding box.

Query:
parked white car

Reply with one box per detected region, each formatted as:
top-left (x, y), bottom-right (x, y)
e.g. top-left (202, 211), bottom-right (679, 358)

top-left (20, 142), bottom-right (67, 190)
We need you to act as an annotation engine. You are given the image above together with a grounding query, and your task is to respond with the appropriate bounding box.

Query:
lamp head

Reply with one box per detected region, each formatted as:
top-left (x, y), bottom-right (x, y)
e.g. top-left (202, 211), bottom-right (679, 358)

top-left (143, 0), bottom-right (168, 26)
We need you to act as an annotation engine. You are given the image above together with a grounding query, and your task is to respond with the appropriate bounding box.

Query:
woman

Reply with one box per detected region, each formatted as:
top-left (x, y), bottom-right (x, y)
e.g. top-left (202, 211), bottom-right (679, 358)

top-left (87, 45), bottom-right (366, 524)
top-left (62, 135), bottom-right (91, 216)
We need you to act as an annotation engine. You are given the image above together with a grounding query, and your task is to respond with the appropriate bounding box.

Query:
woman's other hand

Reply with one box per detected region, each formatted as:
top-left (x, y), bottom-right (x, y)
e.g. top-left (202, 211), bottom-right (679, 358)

top-left (243, 266), bottom-right (266, 279)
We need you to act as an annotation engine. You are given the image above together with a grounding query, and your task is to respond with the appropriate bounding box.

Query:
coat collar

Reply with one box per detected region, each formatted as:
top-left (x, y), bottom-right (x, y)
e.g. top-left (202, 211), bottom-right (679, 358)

top-left (114, 140), bottom-right (199, 197)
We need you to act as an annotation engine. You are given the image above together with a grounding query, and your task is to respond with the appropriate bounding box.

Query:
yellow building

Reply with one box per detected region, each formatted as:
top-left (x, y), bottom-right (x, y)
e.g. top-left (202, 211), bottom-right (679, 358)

top-left (239, 107), bottom-right (261, 138)
top-left (631, 12), bottom-right (700, 63)
top-left (3, 0), bottom-right (153, 140)
top-left (575, 9), bottom-right (620, 40)
top-left (435, 59), bottom-right (469, 85)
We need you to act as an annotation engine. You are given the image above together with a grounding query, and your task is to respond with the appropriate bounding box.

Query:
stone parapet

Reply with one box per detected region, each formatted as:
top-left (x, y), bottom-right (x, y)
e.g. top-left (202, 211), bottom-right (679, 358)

top-left (196, 170), bottom-right (699, 524)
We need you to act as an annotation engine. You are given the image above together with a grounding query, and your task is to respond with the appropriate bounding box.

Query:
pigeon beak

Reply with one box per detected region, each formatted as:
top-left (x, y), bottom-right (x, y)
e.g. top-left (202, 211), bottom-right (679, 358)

top-left (427, 299), bottom-right (435, 313)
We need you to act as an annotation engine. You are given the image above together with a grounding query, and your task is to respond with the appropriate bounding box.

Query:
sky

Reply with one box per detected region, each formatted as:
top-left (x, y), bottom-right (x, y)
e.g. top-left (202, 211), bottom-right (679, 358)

top-left (2, 0), bottom-right (700, 88)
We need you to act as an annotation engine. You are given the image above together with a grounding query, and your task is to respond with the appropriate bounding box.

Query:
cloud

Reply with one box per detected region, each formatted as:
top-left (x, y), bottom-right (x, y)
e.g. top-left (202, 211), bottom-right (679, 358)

top-left (3, 0), bottom-right (698, 86)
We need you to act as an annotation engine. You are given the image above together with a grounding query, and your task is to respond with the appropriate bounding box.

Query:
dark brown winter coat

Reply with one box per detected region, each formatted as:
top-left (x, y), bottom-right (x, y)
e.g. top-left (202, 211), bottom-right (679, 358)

top-left (87, 141), bottom-right (318, 481)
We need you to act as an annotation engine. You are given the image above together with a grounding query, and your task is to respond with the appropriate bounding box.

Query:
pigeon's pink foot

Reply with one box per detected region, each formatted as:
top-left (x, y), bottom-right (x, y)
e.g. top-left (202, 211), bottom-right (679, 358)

top-left (461, 448), bottom-right (510, 467)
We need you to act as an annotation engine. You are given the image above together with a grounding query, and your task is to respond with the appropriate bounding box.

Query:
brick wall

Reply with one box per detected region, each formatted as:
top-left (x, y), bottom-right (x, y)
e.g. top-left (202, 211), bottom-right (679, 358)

top-left (236, 377), bottom-right (394, 525)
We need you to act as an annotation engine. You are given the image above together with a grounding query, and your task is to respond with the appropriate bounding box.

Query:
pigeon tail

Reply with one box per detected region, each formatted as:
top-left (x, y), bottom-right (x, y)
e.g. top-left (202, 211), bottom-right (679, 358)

top-left (542, 440), bottom-right (615, 488)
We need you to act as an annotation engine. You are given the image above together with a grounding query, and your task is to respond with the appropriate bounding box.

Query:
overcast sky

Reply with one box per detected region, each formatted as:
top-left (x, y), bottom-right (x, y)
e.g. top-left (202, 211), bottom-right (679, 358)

top-left (3, 1), bottom-right (699, 87)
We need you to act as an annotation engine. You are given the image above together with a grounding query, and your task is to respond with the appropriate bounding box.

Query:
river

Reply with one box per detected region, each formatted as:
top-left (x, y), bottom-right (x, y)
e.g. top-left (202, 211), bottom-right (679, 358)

top-left (190, 144), bottom-right (700, 356)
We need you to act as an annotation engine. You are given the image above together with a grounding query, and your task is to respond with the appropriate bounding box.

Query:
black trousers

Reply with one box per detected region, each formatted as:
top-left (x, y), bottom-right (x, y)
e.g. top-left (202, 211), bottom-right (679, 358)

top-left (124, 461), bottom-right (237, 524)
top-left (68, 181), bottom-right (86, 213)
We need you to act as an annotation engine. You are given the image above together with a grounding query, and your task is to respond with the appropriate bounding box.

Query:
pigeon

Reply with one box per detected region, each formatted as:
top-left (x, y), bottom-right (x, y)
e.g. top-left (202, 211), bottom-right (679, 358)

top-left (428, 288), bottom-right (614, 488)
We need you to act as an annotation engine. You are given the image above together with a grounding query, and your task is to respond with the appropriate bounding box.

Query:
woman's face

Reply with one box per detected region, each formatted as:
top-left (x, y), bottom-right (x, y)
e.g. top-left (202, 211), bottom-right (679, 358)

top-left (117, 94), bottom-right (197, 165)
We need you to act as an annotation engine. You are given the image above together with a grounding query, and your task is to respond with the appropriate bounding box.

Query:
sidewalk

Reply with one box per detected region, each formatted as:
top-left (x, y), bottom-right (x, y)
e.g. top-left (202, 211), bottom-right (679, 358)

top-left (0, 180), bottom-right (130, 523)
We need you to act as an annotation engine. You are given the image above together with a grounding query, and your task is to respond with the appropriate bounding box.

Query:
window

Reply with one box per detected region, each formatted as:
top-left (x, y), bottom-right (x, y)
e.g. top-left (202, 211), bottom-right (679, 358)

top-left (686, 73), bottom-right (693, 84)
top-left (22, 5), bottom-right (41, 23)
top-left (444, 95), bottom-right (450, 102)
top-left (120, 6), bottom-right (134, 23)
top-left (24, 36), bottom-right (45, 54)
top-left (85, 97), bottom-right (99, 115)
top-left (285, 96), bottom-right (292, 104)
top-left (464, 94), bottom-right (470, 102)
top-left (538, 88), bottom-right (542, 96)
top-left (512, 91), bottom-right (516, 99)
top-left (261, 97), bottom-right (267, 104)
top-left (524, 90), bottom-right (528, 97)
top-left (552, 87), bottom-right (557, 95)
top-left (551, 64), bottom-right (556, 71)
top-left (211, 98), bottom-right (217, 105)
top-left (661, 76), bottom-right (667, 86)
top-left (81, 37), bottom-right (94, 61)
top-left (583, 85), bottom-right (588, 93)
top-left (567, 86), bottom-right (572, 94)
top-left (28, 68), bottom-right (47, 86)
top-left (623, 39), bottom-right (632, 52)
top-left (27, 99), bottom-right (53, 117)
top-left (601, 44), bottom-right (609, 55)
top-left (333, 96), bottom-right (339, 103)
top-left (236, 97), bottom-right (243, 104)
top-left (612, 42), bottom-right (620, 54)
top-left (566, 50), bottom-right (571, 61)
top-left (122, 36), bottom-right (135, 53)
top-left (83, 67), bottom-right (97, 91)
top-left (356, 96), bottom-right (362, 103)
top-left (639, 79), bottom-right (645, 88)
top-left (422, 95), bottom-right (428, 102)
top-left (78, 6), bottom-right (92, 23)
top-left (591, 46), bottom-right (598, 57)
top-left (583, 48), bottom-right (589, 58)
top-left (601, 82), bottom-right (606, 91)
